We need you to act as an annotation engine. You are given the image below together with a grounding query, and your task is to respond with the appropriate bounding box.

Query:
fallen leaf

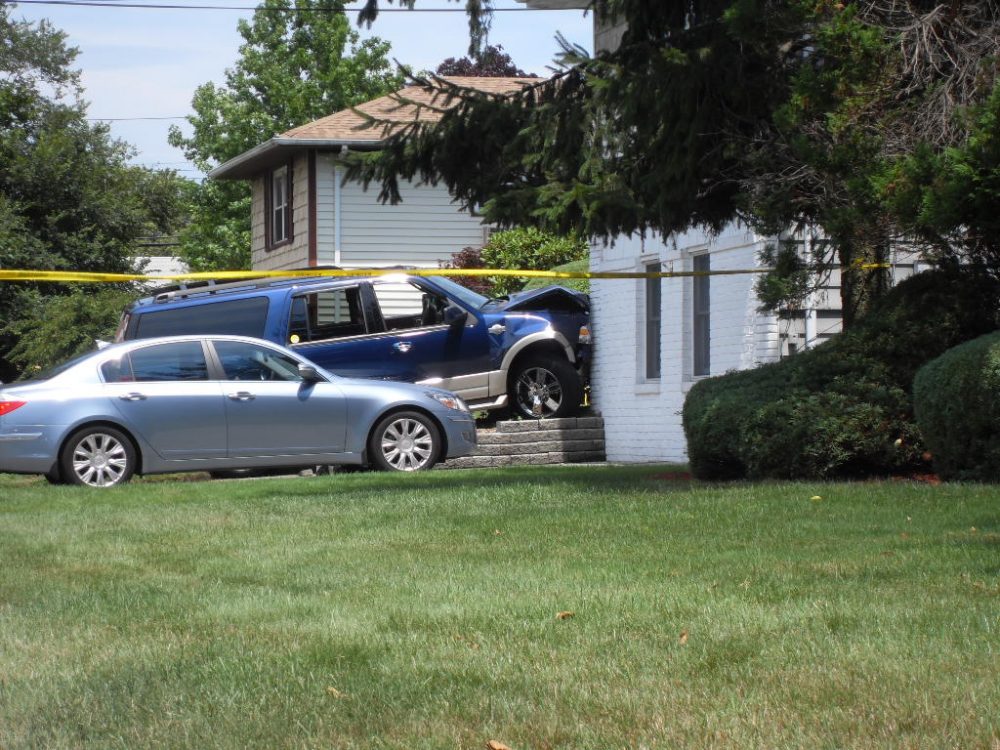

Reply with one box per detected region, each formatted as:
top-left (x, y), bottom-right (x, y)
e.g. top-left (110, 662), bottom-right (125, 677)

top-left (810, 495), bottom-right (823, 502)
top-left (486, 741), bottom-right (512, 750)
top-left (971, 527), bottom-right (978, 534)
top-left (555, 611), bottom-right (575, 620)
top-left (494, 529), bottom-right (503, 536)
top-left (679, 630), bottom-right (689, 645)
top-left (900, 532), bottom-right (910, 540)
top-left (326, 687), bottom-right (347, 699)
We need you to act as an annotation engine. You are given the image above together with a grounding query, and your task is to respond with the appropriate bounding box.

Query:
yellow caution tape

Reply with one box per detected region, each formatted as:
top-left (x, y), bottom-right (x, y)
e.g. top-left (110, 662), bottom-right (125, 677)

top-left (0, 263), bottom-right (893, 284)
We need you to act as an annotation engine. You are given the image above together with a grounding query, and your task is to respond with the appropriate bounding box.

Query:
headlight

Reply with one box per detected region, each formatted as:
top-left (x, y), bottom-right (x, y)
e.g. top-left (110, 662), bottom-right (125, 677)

top-left (426, 392), bottom-right (469, 412)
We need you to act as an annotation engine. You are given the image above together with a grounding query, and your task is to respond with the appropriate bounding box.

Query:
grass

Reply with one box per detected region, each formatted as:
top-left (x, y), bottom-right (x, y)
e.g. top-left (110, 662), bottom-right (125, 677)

top-left (0, 465), bottom-right (997, 749)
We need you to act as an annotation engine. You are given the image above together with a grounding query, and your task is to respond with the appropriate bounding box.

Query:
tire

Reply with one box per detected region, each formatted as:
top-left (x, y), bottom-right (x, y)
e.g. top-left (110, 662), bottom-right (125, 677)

top-left (508, 356), bottom-right (583, 419)
top-left (368, 411), bottom-right (441, 472)
top-left (60, 426), bottom-right (137, 488)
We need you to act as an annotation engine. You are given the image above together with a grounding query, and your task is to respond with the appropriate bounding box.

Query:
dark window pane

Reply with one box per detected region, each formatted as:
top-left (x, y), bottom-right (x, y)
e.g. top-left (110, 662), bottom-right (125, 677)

top-left (645, 262), bottom-right (662, 379)
top-left (133, 298), bottom-right (269, 340)
top-left (129, 342), bottom-right (208, 381)
top-left (101, 356), bottom-right (135, 383)
top-left (693, 254), bottom-right (711, 377)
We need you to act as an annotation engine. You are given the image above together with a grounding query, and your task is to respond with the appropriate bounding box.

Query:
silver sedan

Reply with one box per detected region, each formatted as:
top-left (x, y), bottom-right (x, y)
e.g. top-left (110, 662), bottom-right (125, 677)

top-left (0, 335), bottom-right (477, 487)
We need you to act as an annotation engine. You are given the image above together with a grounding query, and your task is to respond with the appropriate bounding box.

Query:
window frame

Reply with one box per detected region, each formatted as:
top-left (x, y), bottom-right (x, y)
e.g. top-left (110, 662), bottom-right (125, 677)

top-left (692, 253), bottom-right (711, 377)
top-left (643, 261), bottom-right (662, 380)
top-left (264, 162), bottom-right (293, 250)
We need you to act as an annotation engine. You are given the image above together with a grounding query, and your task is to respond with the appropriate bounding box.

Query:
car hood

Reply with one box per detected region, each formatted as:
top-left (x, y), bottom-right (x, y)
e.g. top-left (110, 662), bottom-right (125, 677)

top-left (483, 285), bottom-right (589, 313)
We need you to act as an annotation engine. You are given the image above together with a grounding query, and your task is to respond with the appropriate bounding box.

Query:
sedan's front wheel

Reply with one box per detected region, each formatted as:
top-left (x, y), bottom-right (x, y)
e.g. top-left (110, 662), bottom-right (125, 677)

top-left (60, 426), bottom-right (137, 487)
top-left (368, 411), bottom-right (441, 472)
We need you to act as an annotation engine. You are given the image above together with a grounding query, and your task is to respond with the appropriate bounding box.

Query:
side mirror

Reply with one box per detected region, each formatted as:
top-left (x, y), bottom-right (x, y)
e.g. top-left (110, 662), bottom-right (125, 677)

top-left (444, 303), bottom-right (469, 328)
top-left (297, 363), bottom-right (323, 382)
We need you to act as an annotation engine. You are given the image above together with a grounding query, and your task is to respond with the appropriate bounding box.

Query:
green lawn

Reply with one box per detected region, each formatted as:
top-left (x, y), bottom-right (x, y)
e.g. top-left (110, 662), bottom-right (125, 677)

top-left (1, 465), bottom-right (997, 749)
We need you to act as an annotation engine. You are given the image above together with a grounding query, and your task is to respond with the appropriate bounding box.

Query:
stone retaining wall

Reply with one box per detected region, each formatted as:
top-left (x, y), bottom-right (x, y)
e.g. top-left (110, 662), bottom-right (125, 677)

top-left (442, 415), bottom-right (606, 469)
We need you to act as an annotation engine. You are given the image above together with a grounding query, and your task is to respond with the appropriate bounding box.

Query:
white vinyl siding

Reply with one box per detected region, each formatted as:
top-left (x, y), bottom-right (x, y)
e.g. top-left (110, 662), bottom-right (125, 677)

top-left (319, 155), bottom-right (488, 269)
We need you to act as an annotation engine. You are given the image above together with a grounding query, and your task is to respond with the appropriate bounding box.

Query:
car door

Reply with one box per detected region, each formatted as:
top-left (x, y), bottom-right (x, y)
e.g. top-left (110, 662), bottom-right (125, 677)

top-left (210, 339), bottom-right (347, 457)
top-left (285, 282), bottom-right (396, 379)
top-left (104, 340), bottom-right (227, 460)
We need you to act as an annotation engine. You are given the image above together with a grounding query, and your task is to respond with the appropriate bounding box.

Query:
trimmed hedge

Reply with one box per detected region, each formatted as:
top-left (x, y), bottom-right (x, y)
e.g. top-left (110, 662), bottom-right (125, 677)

top-left (913, 331), bottom-right (1000, 481)
top-left (682, 268), bottom-right (1000, 480)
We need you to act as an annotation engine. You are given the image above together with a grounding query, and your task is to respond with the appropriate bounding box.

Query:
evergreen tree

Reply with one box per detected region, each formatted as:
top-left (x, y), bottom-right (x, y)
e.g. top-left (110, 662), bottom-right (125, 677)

top-left (169, 0), bottom-right (402, 271)
top-left (353, 0), bottom-right (1000, 325)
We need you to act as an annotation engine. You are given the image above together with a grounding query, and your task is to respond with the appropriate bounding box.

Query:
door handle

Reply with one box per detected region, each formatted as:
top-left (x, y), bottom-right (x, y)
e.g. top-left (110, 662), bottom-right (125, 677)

top-left (488, 323), bottom-right (506, 335)
top-left (393, 341), bottom-right (412, 354)
top-left (118, 392), bottom-right (147, 401)
top-left (227, 392), bottom-right (256, 401)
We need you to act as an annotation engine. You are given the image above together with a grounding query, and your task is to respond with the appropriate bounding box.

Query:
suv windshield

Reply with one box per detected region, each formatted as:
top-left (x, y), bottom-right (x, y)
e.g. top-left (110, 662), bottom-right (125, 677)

top-left (429, 276), bottom-right (489, 310)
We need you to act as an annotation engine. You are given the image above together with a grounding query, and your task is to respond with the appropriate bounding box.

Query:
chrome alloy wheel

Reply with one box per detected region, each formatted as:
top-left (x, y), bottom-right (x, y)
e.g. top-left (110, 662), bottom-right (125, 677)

top-left (514, 366), bottom-right (563, 418)
top-left (379, 416), bottom-right (435, 471)
top-left (71, 432), bottom-right (130, 487)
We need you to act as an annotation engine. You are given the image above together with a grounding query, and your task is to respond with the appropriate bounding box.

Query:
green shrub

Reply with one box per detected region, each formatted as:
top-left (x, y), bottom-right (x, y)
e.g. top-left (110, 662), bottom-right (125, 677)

top-left (683, 268), bottom-right (1000, 480)
top-left (481, 228), bottom-right (588, 296)
top-left (522, 258), bottom-right (590, 295)
top-left (913, 331), bottom-right (1000, 481)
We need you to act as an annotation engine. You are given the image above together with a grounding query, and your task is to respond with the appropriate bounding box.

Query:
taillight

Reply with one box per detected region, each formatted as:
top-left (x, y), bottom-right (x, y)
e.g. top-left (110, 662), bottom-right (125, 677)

top-left (0, 400), bottom-right (26, 416)
top-left (578, 325), bottom-right (592, 345)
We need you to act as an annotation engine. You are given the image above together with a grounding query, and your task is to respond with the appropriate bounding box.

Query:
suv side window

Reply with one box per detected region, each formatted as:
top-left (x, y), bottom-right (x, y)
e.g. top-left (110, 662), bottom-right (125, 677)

top-left (373, 280), bottom-right (449, 331)
top-left (288, 286), bottom-right (367, 344)
top-left (132, 297), bottom-right (270, 340)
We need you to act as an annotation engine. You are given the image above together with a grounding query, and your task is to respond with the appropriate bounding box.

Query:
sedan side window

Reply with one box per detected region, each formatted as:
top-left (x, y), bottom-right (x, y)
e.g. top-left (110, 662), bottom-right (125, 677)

top-left (213, 340), bottom-right (306, 382)
top-left (127, 341), bottom-right (209, 381)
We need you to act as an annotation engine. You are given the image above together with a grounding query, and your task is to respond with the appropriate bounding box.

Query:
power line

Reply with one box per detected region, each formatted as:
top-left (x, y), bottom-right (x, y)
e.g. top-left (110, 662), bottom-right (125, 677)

top-left (12, 0), bottom-right (541, 11)
top-left (87, 116), bottom-right (187, 121)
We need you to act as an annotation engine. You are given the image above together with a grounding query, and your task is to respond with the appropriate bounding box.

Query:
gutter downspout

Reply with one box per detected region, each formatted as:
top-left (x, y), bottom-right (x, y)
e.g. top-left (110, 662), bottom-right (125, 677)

top-left (334, 163), bottom-right (343, 266)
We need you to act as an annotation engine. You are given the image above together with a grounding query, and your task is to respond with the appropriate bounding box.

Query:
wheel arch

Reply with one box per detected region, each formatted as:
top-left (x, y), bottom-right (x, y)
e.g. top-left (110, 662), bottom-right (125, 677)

top-left (499, 330), bottom-right (575, 374)
top-left (59, 420), bottom-right (144, 476)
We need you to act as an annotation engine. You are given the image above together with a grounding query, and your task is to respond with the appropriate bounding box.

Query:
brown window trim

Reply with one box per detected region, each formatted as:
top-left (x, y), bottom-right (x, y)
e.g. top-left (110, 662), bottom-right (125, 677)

top-left (264, 160), bottom-right (294, 251)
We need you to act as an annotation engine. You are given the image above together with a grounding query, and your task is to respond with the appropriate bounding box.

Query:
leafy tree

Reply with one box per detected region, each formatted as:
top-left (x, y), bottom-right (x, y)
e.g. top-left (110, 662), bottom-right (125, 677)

top-left (436, 44), bottom-right (533, 77)
top-left (3, 287), bottom-right (136, 378)
top-left (169, 0), bottom-right (402, 271)
top-left (0, 5), bottom-right (184, 380)
top-left (352, 0), bottom-right (1000, 326)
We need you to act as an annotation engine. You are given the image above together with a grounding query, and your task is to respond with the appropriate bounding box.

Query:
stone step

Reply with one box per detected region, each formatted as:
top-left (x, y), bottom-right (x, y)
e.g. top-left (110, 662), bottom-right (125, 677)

top-left (440, 413), bottom-right (606, 470)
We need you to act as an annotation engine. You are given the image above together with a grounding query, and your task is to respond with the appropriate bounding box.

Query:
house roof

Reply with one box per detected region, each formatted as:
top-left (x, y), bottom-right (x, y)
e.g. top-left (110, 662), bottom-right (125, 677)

top-left (210, 76), bottom-right (539, 181)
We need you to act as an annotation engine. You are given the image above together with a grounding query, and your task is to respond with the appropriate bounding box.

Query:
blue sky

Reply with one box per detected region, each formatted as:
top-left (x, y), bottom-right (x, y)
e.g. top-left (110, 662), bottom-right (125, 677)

top-left (12, 0), bottom-right (592, 176)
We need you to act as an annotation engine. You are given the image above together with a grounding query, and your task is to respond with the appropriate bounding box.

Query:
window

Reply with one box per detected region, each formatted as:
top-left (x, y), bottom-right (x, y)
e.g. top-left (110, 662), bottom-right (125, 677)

top-left (133, 298), bottom-right (269, 340)
top-left (105, 341), bottom-right (209, 382)
top-left (692, 254), bottom-right (710, 377)
top-left (266, 164), bottom-right (292, 247)
top-left (373, 281), bottom-right (449, 330)
top-left (213, 340), bottom-right (307, 382)
top-left (644, 261), bottom-right (662, 379)
top-left (288, 286), bottom-right (367, 343)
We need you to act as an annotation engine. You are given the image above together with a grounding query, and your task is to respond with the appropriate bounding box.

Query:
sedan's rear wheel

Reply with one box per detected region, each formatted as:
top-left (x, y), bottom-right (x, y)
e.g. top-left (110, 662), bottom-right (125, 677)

top-left (60, 426), bottom-right (136, 487)
top-left (368, 411), bottom-right (441, 472)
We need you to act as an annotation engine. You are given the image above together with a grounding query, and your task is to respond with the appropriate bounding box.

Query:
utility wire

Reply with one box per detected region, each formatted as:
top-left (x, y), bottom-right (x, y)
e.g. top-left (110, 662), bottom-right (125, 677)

top-left (13, 0), bottom-right (540, 11)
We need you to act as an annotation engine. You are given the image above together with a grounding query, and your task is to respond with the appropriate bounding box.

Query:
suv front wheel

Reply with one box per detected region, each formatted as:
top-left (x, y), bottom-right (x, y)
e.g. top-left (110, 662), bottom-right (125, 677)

top-left (508, 356), bottom-right (582, 420)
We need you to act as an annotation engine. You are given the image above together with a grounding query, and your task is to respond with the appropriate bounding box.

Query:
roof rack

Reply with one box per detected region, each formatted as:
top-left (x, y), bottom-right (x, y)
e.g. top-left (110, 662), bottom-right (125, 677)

top-left (144, 266), bottom-right (347, 304)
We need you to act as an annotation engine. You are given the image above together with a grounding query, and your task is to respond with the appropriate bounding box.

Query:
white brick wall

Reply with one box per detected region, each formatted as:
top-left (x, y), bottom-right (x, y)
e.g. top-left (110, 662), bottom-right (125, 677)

top-left (590, 223), bottom-right (780, 463)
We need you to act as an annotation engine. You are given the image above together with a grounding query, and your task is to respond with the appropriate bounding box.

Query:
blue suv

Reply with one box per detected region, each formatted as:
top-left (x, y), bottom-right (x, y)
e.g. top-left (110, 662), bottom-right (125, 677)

top-left (116, 271), bottom-right (591, 419)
